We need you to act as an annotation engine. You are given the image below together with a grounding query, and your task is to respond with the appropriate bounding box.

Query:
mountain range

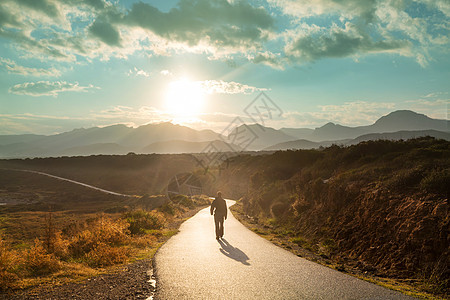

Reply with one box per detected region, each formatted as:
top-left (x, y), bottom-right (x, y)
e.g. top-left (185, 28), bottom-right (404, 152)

top-left (0, 110), bottom-right (448, 158)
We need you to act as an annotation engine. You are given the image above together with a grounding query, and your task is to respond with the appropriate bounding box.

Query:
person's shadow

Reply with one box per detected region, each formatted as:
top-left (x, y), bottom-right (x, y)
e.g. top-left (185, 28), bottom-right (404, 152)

top-left (218, 238), bottom-right (250, 266)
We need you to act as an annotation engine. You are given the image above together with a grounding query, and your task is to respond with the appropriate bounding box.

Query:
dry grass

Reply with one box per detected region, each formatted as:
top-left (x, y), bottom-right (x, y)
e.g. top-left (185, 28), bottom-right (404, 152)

top-left (26, 239), bottom-right (61, 276)
top-left (0, 235), bottom-right (21, 290)
top-left (0, 194), bottom-right (211, 292)
top-left (84, 242), bottom-right (130, 267)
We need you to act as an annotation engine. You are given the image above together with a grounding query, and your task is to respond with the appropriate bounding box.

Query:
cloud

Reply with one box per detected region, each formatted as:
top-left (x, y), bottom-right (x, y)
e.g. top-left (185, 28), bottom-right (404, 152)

top-left (15, 0), bottom-right (60, 18)
top-left (0, 0), bottom-right (448, 69)
top-left (313, 100), bottom-right (396, 125)
top-left (160, 70), bottom-right (173, 76)
top-left (0, 112), bottom-right (92, 134)
top-left (284, 22), bottom-right (410, 62)
top-left (419, 0), bottom-right (450, 17)
top-left (199, 80), bottom-right (268, 94)
top-left (88, 19), bottom-right (121, 46)
top-left (127, 67), bottom-right (150, 77)
top-left (123, 0), bottom-right (274, 49)
top-left (271, 0), bottom-right (448, 66)
top-left (249, 51), bottom-right (285, 69)
top-left (0, 58), bottom-right (61, 77)
top-left (402, 97), bottom-right (449, 120)
top-left (268, 0), bottom-right (379, 21)
top-left (8, 81), bottom-right (99, 97)
top-left (422, 91), bottom-right (448, 98)
top-left (0, 0), bottom-right (277, 64)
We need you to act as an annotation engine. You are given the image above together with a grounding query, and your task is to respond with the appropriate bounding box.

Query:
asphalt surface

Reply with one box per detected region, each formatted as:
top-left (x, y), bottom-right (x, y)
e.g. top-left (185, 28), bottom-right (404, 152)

top-left (3, 169), bottom-right (134, 197)
top-left (154, 200), bottom-right (415, 299)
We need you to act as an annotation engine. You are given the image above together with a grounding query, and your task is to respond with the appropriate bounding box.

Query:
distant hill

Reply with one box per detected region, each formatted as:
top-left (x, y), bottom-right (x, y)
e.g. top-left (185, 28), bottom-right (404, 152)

top-left (265, 130), bottom-right (450, 151)
top-left (0, 134), bottom-right (46, 146)
top-left (60, 143), bottom-right (130, 156)
top-left (227, 124), bottom-right (296, 150)
top-left (118, 122), bottom-right (221, 148)
top-left (0, 123), bottom-right (223, 158)
top-left (263, 139), bottom-right (331, 151)
top-left (0, 110), bottom-right (448, 157)
top-left (307, 110), bottom-right (449, 142)
top-left (310, 122), bottom-right (368, 141)
top-left (141, 140), bottom-right (241, 154)
top-left (279, 128), bottom-right (314, 140)
top-left (348, 129), bottom-right (450, 145)
top-left (366, 110), bottom-right (449, 133)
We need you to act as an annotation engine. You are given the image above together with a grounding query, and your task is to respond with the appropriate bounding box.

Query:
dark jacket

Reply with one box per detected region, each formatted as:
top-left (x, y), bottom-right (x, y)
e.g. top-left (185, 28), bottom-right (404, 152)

top-left (210, 197), bottom-right (227, 219)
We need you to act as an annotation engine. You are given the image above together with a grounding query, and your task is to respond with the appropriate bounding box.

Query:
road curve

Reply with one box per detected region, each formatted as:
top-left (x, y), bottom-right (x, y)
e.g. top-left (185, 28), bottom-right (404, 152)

top-left (2, 169), bottom-right (134, 197)
top-left (154, 200), bottom-right (414, 300)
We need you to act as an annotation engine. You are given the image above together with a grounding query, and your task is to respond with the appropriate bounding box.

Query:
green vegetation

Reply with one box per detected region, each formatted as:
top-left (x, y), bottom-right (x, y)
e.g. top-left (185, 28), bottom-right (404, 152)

top-left (212, 137), bottom-right (449, 298)
top-left (124, 209), bottom-right (164, 235)
top-left (0, 190), bottom-right (210, 291)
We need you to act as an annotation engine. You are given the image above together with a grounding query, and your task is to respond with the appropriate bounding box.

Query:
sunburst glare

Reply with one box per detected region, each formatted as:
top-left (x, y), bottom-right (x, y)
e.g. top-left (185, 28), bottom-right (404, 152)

top-left (164, 78), bottom-right (205, 122)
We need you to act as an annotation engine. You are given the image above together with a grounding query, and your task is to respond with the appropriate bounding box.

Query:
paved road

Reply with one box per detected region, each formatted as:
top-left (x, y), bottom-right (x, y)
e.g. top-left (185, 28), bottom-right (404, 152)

top-left (154, 200), bottom-right (414, 300)
top-left (3, 169), bottom-right (134, 197)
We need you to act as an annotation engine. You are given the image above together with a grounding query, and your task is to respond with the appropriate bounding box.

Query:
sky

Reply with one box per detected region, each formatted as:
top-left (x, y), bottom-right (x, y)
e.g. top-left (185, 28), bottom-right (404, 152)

top-left (0, 0), bottom-right (449, 135)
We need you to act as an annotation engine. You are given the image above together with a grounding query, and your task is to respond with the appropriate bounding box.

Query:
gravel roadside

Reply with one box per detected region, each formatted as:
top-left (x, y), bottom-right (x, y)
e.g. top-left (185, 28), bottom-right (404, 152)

top-left (1, 259), bottom-right (156, 300)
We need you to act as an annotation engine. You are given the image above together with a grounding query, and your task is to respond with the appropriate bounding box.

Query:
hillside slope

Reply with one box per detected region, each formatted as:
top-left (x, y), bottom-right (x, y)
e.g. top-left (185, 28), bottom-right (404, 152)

top-left (206, 137), bottom-right (449, 295)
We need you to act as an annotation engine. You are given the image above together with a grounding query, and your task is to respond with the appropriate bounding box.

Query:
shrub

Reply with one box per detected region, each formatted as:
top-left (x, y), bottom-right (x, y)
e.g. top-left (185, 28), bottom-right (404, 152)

top-left (420, 168), bottom-right (450, 196)
top-left (321, 238), bottom-right (337, 255)
top-left (124, 210), bottom-right (164, 235)
top-left (271, 202), bottom-right (289, 219)
top-left (291, 236), bottom-right (308, 246)
top-left (85, 242), bottom-right (129, 267)
top-left (292, 196), bottom-right (311, 214)
top-left (51, 231), bottom-right (70, 259)
top-left (26, 239), bottom-right (60, 276)
top-left (291, 236), bottom-right (314, 251)
top-left (130, 235), bottom-right (157, 249)
top-left (387, 167), bottom-right (424, 191)
top-left (180, 196), bottom-right (194, 208)
top-left (68, 216), bottom-right (129, 258)
top-left (0, 236), bottom-right (20, 290)
top-left (159, 203), bottom-right (176, 215)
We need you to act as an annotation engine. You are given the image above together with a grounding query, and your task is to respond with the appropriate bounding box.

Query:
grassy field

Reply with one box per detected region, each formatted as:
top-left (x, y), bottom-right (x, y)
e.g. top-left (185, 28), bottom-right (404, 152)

top-left (0, 165), bottom-right (210, 291)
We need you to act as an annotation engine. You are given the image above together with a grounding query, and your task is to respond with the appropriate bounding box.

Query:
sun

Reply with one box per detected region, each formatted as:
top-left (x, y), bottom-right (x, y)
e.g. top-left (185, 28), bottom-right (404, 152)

top-left (164, 78), bottom-right (205, 121)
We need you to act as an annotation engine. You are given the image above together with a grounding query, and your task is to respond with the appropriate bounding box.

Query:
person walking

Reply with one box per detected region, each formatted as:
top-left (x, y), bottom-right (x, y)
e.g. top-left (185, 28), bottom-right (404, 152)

top-left (210, 191), bottom-right (227, 240)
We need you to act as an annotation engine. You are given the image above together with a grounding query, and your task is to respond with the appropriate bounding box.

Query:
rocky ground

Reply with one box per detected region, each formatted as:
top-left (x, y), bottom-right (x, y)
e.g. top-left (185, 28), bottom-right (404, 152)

top-left (1, 259), bottom-right (156, 300)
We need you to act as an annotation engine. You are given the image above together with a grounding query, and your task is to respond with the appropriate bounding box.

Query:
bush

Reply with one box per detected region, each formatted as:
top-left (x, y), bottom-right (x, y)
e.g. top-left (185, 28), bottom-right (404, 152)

top-left (69, 216), bottom-right (129, 258)
top-left (130, 235), bottom-right (157, 249)
top-left (420, 168), bottom-right (450, 196)
top-left (271, 202), bottom-right (289, 218)
top-left (321, 238), bottom-right (337, 255)
top-left (26, 239), bottom-right (60, 276)
top-left (50, 231), bottom-right (70, 259)
top-left (170, 194), bottom-right (194, 208)
top-left (159, 203), bottom-right (176, 215)
top-left (0, 236), bottom-right (20, 290)
top-left (85, 242), bottom-right (129, 267)
top-left (124, 210), bottom-right (164, 235)
top-left (387, 167), bottom-right (424, 191)
top-left (291, 236), bottom-right (309, 246)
